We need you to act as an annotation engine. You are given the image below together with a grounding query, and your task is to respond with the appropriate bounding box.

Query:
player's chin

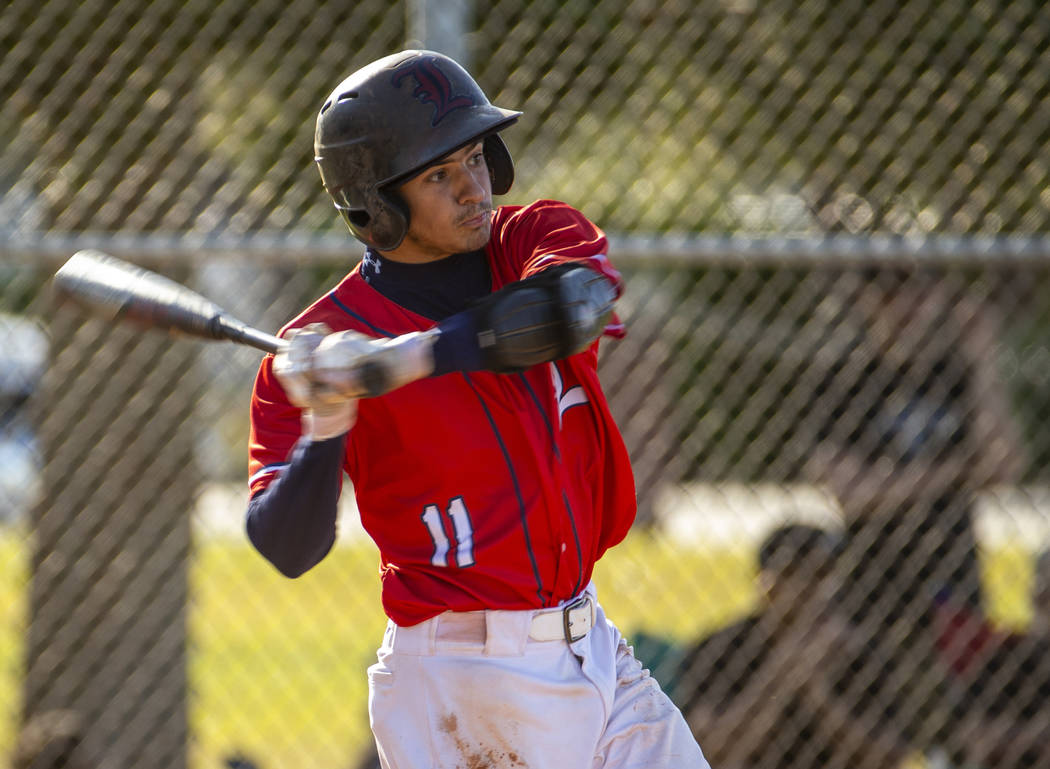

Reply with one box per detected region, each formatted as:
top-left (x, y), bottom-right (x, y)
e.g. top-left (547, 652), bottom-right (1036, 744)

top-left (457, 218), bottom-right (492, 250)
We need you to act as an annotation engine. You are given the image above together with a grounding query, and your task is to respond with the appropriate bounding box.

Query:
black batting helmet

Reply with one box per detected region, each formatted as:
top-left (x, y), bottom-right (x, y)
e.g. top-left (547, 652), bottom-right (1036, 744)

top-left (315, 50), bottom-right (522, 251)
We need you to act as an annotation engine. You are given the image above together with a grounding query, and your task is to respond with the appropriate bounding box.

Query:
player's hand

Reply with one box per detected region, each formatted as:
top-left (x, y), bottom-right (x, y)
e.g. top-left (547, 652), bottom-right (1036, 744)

top-left (310, 328), bottom-right (437, 399)
top-left (273, 323), bottom-right (362, 441)
top-left (274, 324), bottom-right (438, 440)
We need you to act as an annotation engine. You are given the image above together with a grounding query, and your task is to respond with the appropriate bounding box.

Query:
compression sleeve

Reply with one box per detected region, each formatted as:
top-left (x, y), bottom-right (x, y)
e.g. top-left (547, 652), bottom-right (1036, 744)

top-left (431, 309), bottom-right (483, 375)
top-left (245, 435), bottom-right (345, 577)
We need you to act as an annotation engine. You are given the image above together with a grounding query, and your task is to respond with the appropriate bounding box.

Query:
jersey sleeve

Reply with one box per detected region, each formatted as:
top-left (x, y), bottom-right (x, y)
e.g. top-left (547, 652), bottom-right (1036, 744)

top-left (248, 354), bottom-right (307, 496)
top-left (489, 200), bottom-right (625, 337)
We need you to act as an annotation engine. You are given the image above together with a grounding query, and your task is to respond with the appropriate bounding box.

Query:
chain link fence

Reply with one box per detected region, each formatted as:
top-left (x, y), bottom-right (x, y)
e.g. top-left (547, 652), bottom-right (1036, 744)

top-left (2, 1), bottom-right (1050, 768)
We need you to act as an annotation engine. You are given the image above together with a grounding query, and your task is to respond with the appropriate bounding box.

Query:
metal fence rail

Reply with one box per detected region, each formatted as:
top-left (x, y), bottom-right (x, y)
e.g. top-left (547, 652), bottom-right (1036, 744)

top-left (3, 1), bottom-right (1050, 768)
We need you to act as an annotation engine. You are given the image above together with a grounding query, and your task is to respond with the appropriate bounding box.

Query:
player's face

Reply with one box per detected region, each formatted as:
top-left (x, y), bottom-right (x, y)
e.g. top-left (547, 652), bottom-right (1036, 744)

top-left (385, 142), bottom-right (493, 263)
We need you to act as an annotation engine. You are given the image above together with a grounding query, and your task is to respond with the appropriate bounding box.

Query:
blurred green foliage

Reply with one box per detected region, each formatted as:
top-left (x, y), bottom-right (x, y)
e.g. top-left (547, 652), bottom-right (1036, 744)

top-left (4, 0), bottom-right (1050, 234)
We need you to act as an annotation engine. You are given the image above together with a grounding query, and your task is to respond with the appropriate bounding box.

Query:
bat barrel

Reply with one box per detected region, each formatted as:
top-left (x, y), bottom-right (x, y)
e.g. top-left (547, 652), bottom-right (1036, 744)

top-left (54, 250), bottom-right (224, 334)
top-left (54, 250), bottom-right (284, 354)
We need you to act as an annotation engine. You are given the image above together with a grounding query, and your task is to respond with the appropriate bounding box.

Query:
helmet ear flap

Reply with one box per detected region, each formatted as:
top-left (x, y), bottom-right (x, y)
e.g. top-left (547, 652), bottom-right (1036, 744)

top-left (342, 187), bottom-right (409, 251)
top-left (484, 134), bottom-right (515, 195)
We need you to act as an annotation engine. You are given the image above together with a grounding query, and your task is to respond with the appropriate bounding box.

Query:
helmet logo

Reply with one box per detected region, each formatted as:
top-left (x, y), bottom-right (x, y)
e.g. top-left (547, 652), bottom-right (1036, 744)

top-left (392, 58), bottom-right (474, 126)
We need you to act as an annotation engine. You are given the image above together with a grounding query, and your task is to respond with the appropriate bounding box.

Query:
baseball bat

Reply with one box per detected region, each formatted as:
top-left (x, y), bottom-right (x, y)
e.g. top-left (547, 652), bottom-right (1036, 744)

top-left (53, 250), bottom-right (286, 355)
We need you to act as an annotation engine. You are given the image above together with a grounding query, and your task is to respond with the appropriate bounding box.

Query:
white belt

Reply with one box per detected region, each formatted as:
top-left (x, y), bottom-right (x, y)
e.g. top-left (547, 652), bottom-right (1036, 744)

top-left (528, 595), bottom-right (595, 643)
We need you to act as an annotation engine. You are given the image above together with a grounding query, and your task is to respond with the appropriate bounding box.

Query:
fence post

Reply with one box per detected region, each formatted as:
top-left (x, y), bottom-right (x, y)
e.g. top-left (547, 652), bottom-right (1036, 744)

top-left (406, 0), bottom-right (471, 65)
top-left (23, 303), bottom-right (195, 769)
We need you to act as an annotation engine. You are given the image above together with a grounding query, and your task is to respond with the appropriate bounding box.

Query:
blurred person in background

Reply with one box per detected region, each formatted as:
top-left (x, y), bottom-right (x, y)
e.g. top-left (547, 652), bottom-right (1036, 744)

top-left (673, 523), bottom-right (912, 769)
top-left (932, 547), bottom-right (1050, 768)
top-left (804, 268), bottom-right (1026, 751)
top-left (942, 639), bottom-right (1050, 769)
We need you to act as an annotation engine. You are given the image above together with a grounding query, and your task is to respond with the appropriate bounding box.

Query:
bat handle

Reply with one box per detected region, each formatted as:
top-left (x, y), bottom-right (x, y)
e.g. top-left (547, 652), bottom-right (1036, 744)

top-left (214, 315), bottom-right (287, 355)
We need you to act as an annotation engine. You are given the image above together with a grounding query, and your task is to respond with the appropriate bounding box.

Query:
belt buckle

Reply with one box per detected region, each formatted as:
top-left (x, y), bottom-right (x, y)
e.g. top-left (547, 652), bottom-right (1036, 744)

top-left (562, 595), bottom-right (591, 644)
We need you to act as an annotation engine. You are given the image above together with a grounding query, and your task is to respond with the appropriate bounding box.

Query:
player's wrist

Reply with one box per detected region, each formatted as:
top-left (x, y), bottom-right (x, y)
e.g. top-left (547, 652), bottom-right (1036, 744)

top-left (376, 330), bottom-right (437, 390)
top-left (303, 400), bottom-right (357, 441)
top-left (432, 310), bottom-right (483, 375)
top-left (306, 329), bottom-right (437, 398)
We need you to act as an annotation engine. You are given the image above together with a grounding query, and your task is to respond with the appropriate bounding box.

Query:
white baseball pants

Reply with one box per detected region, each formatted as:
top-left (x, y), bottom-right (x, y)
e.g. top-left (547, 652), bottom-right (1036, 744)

top-left (367, 585), bottom-right (710, 769)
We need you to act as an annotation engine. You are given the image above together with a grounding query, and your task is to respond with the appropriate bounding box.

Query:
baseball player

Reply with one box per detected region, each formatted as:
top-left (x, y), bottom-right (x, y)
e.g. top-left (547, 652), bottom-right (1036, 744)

top-left (245, 50), bottom-right (709, 769)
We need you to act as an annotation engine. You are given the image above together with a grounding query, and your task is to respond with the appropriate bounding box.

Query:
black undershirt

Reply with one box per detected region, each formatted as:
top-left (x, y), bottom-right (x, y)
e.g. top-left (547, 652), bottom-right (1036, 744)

top-left (359, 247), bottom-right (491, 321)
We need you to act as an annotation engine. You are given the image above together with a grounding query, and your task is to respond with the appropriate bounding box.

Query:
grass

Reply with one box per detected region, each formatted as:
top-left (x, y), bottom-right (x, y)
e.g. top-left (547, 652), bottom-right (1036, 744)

top-left (0, 528), bottom-right (1039, 768)
top-left (187, 539), bottom-right (386, 769)
top-left (0, 530), bottom-right (27, 764)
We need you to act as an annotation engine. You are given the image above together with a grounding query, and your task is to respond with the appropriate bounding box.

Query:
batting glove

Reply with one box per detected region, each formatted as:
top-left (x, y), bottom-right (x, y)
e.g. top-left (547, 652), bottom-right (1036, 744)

top-left (312, 329), bottom-right (437, 399)
top-left (273, 323), bottom-right (361, 441)
top-left (274, 324), bottom-right (439, 440)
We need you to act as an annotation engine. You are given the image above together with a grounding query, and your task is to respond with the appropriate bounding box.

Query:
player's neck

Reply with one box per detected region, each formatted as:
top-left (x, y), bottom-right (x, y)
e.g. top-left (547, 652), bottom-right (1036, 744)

top-left (378, 235), bottom-right (461, 264)
top-left (379, 246), bottom-right (452, 264)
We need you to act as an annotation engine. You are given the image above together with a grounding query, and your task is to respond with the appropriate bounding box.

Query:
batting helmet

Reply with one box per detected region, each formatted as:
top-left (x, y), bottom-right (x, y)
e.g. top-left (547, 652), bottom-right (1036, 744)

top-left (315, 50), bottom-right (522, 251)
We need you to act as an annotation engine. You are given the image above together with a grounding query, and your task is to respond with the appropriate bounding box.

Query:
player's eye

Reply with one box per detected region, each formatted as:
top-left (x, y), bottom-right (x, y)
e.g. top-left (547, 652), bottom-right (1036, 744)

top-left (428, 168), bottom-right (447, 182)
top-left (469, 151), bottom-right (485, 166)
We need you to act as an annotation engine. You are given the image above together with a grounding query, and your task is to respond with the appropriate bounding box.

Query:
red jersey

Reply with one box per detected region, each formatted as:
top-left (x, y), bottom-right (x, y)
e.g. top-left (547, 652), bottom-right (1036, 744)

top-left (248, 200), bottom-right (637, 625)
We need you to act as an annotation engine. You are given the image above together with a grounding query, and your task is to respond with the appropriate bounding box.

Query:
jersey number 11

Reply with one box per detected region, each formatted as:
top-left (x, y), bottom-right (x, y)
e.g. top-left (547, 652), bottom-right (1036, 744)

top-left (421, 496), bottom-right (475, 568)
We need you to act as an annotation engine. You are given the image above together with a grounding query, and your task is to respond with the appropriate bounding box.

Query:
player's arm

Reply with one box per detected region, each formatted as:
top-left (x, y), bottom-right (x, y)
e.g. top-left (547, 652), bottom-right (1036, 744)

top-left (432, 261), bottom-right (618, 374)
top-left (435, 201), bottom-right (622, 373)
top-left (305, 263), bottom-right (619, 401)
top-left (246, 437), bottom-right (344, 577)
top-left (274, 264), bottom-right (618, 404)
top-left (246, 325), bottom-right (359, 578)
